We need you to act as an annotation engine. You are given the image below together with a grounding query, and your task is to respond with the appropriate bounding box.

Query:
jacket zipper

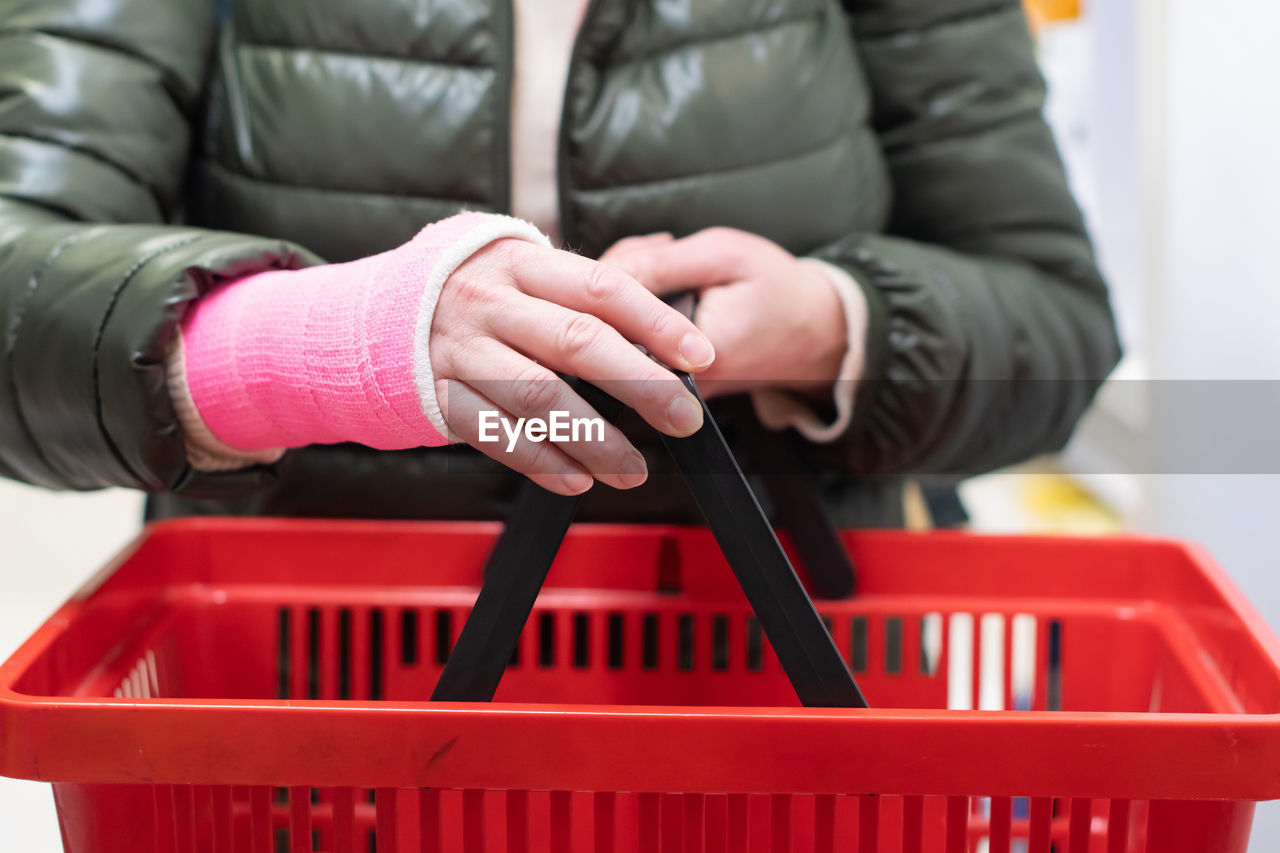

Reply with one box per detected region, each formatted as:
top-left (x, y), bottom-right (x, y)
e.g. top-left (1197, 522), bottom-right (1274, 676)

top-left (496, 0), bottom-right (516, 213)
top-left (554, 0), bottom-right (605, 253)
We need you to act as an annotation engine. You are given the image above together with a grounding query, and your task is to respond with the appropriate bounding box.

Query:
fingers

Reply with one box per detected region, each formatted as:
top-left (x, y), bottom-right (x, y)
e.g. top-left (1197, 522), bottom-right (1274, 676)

top-left (599, 227), bottom-right (768, 295)
top-left (598, 231), bottom-right (674, 265)
top-left (504, 242), bottom-right (715, 373)
top-left (487, 291), bottom-right (705, 437)
top-left (438, 378), bottom-right (595, 496)
top-left (448, 339), bottom-right (648, 489)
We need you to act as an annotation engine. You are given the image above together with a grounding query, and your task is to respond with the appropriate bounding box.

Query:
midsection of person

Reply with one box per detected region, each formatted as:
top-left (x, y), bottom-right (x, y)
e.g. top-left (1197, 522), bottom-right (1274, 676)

top-left (155, 0), bottom-right (895, 523)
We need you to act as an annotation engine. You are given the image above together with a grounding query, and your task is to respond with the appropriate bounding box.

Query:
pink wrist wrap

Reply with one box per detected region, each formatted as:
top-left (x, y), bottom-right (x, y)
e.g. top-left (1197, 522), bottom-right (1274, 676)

top-left (169, 212), bottom-right (550, 470)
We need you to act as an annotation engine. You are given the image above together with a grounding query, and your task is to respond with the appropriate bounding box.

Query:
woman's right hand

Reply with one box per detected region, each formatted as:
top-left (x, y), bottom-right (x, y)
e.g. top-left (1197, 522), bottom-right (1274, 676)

top-left (431, 237), bottom-right (715, 495)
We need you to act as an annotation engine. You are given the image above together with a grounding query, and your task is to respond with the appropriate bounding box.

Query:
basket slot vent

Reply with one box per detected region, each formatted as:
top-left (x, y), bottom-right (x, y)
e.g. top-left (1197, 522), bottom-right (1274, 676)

top-left (711, 614), bottom-right (730, 671)
top-left (850, 616), bottom-right (868, 673)
top-left (948, 613), bottom-right (975, 710)
top-left (112, 649), bottom-right (160, 699)
top-left (607, 612), bottom-right (625, 669)
top-left (885, 616), bottom-right (904, 675)
top-left (399, 609), bottom-right (418, 667)
top-left (979, 614), bottom-right (1006, 711)
top-left (746, 615), bottom-right (764, 672)
top-left (143, 786), bottom-right (1152, 852)
top-left (642, 613), bottom-right (659, 670)
top-left (538, 611), bottom-right (556, 668)
top-left (338, 608), bottom-right (353, 700)
top-left (307, 608), bottom-right (321, 700)
top-left (277, 608), bottom-right (291, 700)
top-left (573, 612), bottom-right (590, 669)
top-left (369, 608), bottom-right (385, 701)
top-left (434, 610), bottom-right (452, 666)
top-left (676, 614), bottom-right (694, 671)
top-left (920, 612), bottom-right (943, 676)
top-left (1048, 619), bottom-right (1063, 711)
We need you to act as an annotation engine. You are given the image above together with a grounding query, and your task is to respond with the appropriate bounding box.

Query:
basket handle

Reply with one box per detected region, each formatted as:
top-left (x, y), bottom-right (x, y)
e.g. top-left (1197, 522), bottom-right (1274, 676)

top-left (434, 422), bottom-right (864, 706)
top-left (431, 295), bottom-right (866, 708)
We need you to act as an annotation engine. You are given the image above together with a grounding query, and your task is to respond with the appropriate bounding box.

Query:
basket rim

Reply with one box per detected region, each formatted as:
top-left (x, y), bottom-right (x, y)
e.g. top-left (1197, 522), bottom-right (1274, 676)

top-left (3, 518), bottom-right (1280, 800)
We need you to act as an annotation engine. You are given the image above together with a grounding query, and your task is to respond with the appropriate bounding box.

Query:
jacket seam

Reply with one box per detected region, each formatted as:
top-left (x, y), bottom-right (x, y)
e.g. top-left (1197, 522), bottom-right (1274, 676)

top-left (198, 158), bottom-right (490, 209)
top-left (605, 10), bottom-right (824, 70)
top-left (5, 230), bottom-right (95, 483)
top-left (0, 26), bottom-right (198, 112)
top-left (574, 129), bottom-right (851, 196)
top-left (0, 194), bottom-right (78, 222)
top-left (90, 235), bottom-right (208, 488)
top-left (0, 131), bottom-right (168, 220)
top-left (237, 40), bottom-right (490, 71)
top-left (851, 1), bottom-right (1022, 40)
top-left (882, 104), bottom-right (1044, 155)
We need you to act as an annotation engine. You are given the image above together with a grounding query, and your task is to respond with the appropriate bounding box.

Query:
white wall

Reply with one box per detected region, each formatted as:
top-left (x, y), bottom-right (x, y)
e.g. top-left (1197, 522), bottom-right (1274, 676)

top-left (1070, 1), bottom-right (1280, 847)
top-left (1155, 5), bottom-right (1280, 845)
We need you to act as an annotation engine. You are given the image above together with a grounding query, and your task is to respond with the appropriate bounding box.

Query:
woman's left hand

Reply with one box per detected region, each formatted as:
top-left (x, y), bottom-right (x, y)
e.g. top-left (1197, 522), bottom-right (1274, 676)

top-left (599, 228), bottom-right (851, 398)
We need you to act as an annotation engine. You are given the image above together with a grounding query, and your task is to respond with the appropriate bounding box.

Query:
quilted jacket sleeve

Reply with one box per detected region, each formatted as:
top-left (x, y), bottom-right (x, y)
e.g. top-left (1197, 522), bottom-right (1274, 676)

top-left (0, 0), bottom-right (319, 492)
top-left (808, 0), bottom-right (1122, 476)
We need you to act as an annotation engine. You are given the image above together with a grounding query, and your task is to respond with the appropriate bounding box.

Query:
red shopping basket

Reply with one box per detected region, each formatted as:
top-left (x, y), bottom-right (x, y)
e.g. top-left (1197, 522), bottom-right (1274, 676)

top-left (3, 518), bottom-right (1280, 852)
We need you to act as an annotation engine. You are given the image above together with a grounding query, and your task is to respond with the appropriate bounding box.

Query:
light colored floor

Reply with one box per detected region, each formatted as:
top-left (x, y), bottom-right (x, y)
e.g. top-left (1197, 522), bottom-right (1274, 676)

top-left (0, 482), bottom-right (144, 850)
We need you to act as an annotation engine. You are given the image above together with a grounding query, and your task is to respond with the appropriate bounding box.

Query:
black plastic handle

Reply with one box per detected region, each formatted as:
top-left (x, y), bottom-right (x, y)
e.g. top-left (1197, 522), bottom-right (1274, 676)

top-left (658, 374), bottom-right (867, 707)
top-left (430, 383), bottom-right (621, 703)
top-left (433, 375), bottom-right (867, 707)
top-left (738, 420), bottom-right (857, 599)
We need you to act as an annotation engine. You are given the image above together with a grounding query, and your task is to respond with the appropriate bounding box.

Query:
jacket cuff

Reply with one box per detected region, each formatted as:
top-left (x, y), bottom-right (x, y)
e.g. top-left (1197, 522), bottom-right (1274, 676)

top-left (749, 258), bottom-right (869, 443)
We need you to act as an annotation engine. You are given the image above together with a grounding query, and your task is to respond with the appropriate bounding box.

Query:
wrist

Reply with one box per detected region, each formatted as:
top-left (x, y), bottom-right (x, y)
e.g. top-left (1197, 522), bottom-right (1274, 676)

top-left (174, 212), bottom-right (550, 470)
top-left (782, 258), bottom-right (852, 393)
top-left (749, 258), bottom-right (868, 443)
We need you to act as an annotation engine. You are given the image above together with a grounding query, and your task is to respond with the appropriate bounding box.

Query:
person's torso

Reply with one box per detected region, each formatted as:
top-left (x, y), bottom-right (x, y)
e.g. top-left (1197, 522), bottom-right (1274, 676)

top-left (159, 0), bottom-right (900, 525)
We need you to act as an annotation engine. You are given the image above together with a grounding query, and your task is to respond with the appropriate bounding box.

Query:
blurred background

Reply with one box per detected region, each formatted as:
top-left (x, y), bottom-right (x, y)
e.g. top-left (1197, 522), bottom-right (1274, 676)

top-left (3, 0), bottom-right (1279, 848)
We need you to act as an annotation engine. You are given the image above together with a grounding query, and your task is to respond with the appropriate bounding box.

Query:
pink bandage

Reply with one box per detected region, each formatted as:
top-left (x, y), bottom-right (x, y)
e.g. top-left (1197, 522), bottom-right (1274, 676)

top-left (169, 212), bottom-right (550, 470)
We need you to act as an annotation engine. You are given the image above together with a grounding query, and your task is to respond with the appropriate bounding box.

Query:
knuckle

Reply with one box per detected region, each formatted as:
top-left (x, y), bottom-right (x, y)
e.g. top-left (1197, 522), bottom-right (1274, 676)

top-left (446, 268), bottom-right (496, 308)
top-left (557, 313), bottom-right (605, 361)
top-left (648, 305), bottom-right (676, 339)
top-left (512, 366), bottom-right (559, 413)
top-left (524, 440), bottom-right (557, 473)
top-left (583, 262), bottom-right (624, 304)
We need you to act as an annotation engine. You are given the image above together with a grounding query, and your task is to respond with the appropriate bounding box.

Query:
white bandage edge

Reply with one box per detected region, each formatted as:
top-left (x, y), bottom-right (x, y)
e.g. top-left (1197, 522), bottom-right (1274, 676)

top-left (413, 214), bottom-right (553, 442)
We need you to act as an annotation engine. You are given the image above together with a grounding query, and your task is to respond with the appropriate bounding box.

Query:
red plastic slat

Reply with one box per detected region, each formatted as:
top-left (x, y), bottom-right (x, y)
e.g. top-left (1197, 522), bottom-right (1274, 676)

top-left (1108, 799), bottom-right (1131, 853)
top-left (288, 787), bottom-right (309, 853)
top-left (419, 789), bottom-right (441, 853)
top-left (1068, 798), bottom-right (1091, 853)
top-left (901, 795), bottom-right (923, 853)
top-left (1028, 797), bottom-right (1052, 852)
top-left (332, 787), bottom-right (355, 853)
top-left (945, 797), bottom-right (968, 853)
top-left (594, 792), bottom-right (614, 853)
top-left (989, 797), bottom-right (1012, 853)
top-left (858, 795), bottom-right (878, 852)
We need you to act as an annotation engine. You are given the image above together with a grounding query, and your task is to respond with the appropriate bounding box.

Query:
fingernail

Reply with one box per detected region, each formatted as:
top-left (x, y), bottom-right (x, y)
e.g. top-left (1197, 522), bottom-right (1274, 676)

top-left (619, 451), bottom-right (648, 483)
top-left (564, 470), bottom-right (594, 494)
top-left (667, 394), bottom-right (703, 435)
top-left (679, 333), bottom-right (715, 368)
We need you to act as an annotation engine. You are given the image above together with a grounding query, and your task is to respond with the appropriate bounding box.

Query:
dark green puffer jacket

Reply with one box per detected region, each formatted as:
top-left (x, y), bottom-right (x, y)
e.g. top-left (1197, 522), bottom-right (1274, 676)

top-left (0, 0), bottom-right (1120, 525)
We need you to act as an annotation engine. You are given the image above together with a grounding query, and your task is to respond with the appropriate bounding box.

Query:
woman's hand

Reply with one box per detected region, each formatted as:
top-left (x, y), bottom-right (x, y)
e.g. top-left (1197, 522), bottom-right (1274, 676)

top-left (175, 214), bottom-right (714, 495)
top-left (431, 237), bottom-right (715, 495)
top-left (599, 228), bottom-right (850, 399)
